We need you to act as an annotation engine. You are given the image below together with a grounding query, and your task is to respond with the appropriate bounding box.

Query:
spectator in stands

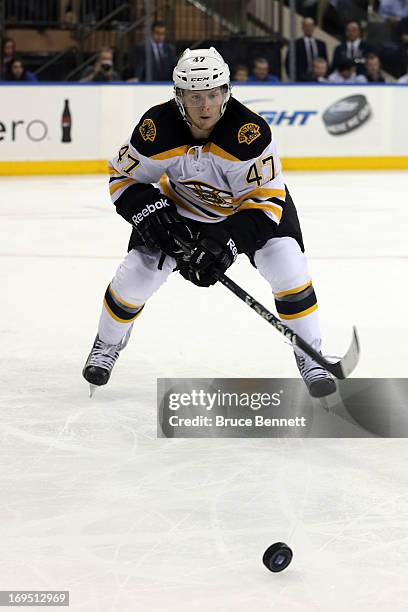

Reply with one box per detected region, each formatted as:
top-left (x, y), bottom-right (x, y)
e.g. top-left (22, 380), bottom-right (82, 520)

top-left (379, 0), bottom-right (408, 20)
top-left (364, 53), bottom-right (387, 81)
top-left (303, 57), bottom-right (329, 81)
top-left (130, 21), bottom-right (176, 82)
top-left (80, 47), bottom-right (121, 82)
top-left (285, 18), bottom-right (327, 81)
top-left (248, 57), bottom-right (280, 82)
top-left (2, 57), bottom-right (38, 82)
top-left (332, 21), bottom-right (372, 75)
top-left (232, 64), bottom-right (249, 81)
top-left (1, 37), bottom-right (16, 79)
top-left (328, 57), bottom-right (368, 82)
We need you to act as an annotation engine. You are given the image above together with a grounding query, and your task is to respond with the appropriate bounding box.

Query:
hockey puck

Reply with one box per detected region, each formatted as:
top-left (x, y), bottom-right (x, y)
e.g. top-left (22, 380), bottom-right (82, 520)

top-left (322, 95), bottom-right (371, 136)
top-left (262, 542), bottom-right (293, 573)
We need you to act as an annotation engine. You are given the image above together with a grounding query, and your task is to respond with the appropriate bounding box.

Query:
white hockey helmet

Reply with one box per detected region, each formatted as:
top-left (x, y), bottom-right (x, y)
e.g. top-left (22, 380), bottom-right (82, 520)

top-left (173, 47), bottom-right (231, 124)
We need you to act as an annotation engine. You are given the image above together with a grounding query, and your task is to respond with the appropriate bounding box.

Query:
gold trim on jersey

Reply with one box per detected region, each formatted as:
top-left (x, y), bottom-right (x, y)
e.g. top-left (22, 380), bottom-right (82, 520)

top-left (278, 303), bottom-right (318, 320)
top-left (274, 280), bottom-right (312, 299)
top-left (108, 165), bottom-right (122, 178)
top-left (151, 145), bottom-right (189, 161)
top-left (109, 177), bottom-right (135, 195)
top-left (202, 143), bottom-right (241, 162)
top-left (234, 187), bottom-right (286, 205)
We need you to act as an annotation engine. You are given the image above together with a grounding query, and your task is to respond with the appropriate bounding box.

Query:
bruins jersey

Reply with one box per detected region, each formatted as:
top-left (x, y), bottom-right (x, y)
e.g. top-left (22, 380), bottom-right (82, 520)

top-left (108, 97), bottom-right (287, 227)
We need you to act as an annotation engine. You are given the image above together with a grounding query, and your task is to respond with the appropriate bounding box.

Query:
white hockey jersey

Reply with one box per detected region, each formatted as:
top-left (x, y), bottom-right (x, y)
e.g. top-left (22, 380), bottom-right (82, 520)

top-left (108, 97), bottom-right (287, 227)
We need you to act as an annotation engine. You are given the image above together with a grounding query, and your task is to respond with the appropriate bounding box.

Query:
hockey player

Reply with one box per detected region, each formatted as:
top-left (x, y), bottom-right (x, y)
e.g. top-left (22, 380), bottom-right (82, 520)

top-left (83, 47), bottom-right (336, 398)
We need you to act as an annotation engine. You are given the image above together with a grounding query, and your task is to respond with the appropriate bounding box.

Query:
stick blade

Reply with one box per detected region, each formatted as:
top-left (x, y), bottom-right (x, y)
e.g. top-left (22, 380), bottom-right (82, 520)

top-left (328, 326), bottom-right (360, 379)
top-left (89, 384), bottom-right (97, 398)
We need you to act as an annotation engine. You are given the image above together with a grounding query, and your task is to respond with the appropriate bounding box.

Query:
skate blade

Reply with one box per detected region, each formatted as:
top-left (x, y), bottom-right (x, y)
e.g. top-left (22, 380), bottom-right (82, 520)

top-left (89, 384), bottom-right (97, 398)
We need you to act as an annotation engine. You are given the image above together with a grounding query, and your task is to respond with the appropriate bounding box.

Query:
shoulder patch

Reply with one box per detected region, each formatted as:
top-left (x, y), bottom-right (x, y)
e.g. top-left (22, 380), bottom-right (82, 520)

top-left (139, 118), bottom-right (156, 142)
top-left (130, 100), bottom-right (191, 158)
top-left (238, 123), bottom-right (261, 145)
top-left (210, 97), bottom-right (271, 162)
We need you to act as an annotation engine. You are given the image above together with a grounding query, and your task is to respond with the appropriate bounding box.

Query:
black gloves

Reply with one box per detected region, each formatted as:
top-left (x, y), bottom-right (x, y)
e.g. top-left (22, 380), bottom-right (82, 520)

top-left (132, 196), bottom-right (194, 258)
top-left (179, 225), bottom-right (237, 287)
top-left (178, 209), bottom-right (279, 287)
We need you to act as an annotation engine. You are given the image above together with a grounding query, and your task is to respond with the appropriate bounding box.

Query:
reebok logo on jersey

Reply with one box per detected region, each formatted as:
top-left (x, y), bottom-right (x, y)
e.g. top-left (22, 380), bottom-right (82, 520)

top-left (227, 238), bottom-right (238, 260)
top-left (132, 198), bottom-right (170, 226)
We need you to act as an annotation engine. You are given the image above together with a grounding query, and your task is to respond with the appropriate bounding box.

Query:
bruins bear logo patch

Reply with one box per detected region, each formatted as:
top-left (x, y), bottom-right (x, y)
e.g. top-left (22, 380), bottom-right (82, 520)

top-left (238, 123), bottom-right (261, 145)
top-left (139, 118), bottom-right (156, 142)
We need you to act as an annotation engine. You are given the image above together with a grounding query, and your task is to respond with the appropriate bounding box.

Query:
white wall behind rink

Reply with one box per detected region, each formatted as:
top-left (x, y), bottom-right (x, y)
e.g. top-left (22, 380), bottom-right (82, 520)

top-left (0, 83), bottom-right (407, 170)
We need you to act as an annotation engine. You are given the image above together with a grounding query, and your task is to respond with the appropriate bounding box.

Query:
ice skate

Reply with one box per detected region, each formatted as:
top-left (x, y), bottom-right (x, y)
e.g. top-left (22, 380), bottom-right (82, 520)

top-left (295, 349), bottom-right (337, 398)
top-left (82, 325), bottom-right (133, 395)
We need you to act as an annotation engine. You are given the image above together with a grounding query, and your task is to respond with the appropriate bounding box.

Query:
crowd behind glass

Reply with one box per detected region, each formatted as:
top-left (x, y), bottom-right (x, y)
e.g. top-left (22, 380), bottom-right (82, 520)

top-left (1, 1), bottom-right (408, 84)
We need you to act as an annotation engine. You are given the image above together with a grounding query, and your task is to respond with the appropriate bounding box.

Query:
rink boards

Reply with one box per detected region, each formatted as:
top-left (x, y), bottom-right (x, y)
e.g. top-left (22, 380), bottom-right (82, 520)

top-left (0, 82), bottom-right (407, 174)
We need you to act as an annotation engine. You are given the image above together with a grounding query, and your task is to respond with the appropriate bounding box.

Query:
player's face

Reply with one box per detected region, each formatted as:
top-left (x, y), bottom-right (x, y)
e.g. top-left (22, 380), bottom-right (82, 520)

top-left (182, 87), bottom-right (224, 131)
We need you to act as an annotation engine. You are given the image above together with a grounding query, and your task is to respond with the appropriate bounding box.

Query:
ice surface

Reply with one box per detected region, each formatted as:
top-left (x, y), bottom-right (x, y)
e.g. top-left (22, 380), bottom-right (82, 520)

top-left (0, 172), bottom-right (408, 611)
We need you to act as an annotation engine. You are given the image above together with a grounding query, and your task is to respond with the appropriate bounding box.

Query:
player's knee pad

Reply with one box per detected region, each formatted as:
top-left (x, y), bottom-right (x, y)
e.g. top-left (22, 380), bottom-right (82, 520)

top-left (274, 281), bottom-right (318, 320)
top-left (103, 284), bottom-right (145, 323)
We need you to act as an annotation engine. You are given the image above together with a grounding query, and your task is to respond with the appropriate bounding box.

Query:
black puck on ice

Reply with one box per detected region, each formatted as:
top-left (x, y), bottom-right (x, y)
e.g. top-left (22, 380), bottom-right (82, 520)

top-left (322, 94), bottom-right (371, 135)
top-left (262, 542), bottom-right (293, 573)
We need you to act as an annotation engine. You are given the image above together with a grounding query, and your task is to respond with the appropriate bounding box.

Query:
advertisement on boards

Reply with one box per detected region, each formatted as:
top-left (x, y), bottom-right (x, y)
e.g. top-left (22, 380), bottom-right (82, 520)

top-left (0, 86), bottom-right (101, 161)
top-left (0, 84), bottom-right (407, 165)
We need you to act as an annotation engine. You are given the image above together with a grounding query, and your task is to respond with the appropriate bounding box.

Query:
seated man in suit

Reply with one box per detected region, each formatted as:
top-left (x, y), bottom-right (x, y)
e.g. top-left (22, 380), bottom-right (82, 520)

top-left (332, 21), bottom-right (372, 75)
top-left (286, 18), bottom-right (328, 81)
top-left (131, 20), bottom-right (176, 82)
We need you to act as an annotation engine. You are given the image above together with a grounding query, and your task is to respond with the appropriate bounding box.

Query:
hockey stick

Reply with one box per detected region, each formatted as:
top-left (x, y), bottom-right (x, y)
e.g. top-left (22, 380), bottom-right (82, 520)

top-left (216, 273), bottom-right (360, 379)
top-left (175, 240), bottom-right (360, 380)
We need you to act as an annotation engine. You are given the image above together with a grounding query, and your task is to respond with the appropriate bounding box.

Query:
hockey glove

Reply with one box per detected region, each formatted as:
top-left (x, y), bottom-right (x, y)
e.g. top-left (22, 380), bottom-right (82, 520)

top-left (179, 226), bottom-right (238, 287)
top-left (131, 196), bottom-right (194, 258)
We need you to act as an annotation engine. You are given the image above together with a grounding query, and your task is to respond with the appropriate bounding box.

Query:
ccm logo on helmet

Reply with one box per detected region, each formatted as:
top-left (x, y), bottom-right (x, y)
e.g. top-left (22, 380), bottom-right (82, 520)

top-left (191, 77), bottom-right (210, 82)
top-left (132, 198), bottom-right (170, 226)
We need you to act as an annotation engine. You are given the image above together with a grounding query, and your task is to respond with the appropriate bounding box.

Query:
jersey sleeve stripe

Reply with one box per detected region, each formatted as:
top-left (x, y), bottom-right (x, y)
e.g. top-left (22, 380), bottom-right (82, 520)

top-left (108, 165), bottom-right (122, 178)
top-left (109, 178), bottom-right (136, 196)
top-left (234, 187), bottom-right (286, 205)
top-left (240, 197), bottom-right (283, 218)
top-left (239, 202), bottom-right (283, 221)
